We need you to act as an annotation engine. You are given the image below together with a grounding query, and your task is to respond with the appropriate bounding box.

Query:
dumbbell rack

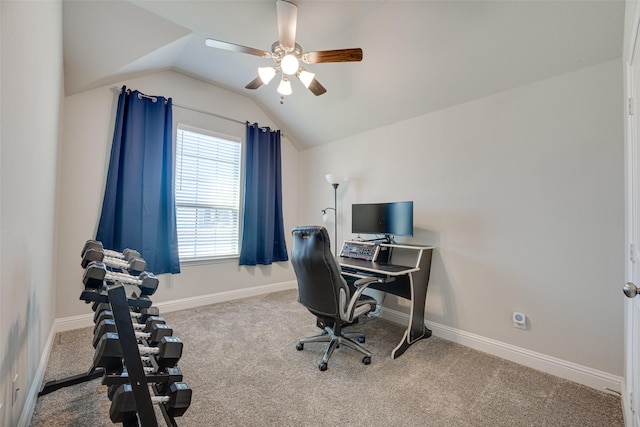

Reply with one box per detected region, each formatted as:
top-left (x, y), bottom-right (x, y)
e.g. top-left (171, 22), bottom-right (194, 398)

top-left (39, 242), bottom-right (188, 427)
top-left (40, 284), bottom-right (180, 427)
top-left (38, 285), bottom-right (148, 396)
top-left (106, 284), bottom-right (159, 427)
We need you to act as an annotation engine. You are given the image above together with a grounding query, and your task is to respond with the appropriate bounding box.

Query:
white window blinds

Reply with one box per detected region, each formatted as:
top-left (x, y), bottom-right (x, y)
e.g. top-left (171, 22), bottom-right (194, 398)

top-left (175, 126), bottom-right (242, 260)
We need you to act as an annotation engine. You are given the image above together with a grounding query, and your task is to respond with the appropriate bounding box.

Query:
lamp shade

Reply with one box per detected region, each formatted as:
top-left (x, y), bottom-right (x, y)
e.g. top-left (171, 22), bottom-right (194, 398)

top-left (281, 54), bottom-right (299, 75)
top-left (277, 77), bottom-right (293, 96)
top-left (325, 174), bottom-right (344, 186)
top-left (298, 69), bottom-right (315, 88)
top-left (258, 67), bottom-right (276, 85)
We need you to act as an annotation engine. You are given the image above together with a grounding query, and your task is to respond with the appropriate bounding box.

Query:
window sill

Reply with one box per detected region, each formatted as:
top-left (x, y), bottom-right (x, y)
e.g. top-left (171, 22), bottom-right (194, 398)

top-left (179, 256), bottom-right (239, 267)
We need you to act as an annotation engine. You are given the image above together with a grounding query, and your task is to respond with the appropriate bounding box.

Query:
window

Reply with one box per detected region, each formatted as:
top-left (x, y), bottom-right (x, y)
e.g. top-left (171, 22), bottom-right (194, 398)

top-left (174, 125), bottom-right (242, 261)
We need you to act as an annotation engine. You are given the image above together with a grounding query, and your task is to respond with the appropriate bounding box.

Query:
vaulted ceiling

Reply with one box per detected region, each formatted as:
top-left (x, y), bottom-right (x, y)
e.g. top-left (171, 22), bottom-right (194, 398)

top-left (63, 1), bottom-right (624, 149)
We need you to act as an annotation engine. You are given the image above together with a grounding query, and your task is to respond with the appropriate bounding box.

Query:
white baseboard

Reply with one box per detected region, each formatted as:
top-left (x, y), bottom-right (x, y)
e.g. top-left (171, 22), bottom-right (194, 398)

top-left (152, 280), bottom-right (297, 315)
top-left (55, 280), bottom-right (297, 332)
top-left (380, 307), bottom-right (623, 394)
top-left (18, 323), bottom-right (57, 427)
top-left (621, 378), bottom-right (631, 426)
top-left (52, 283), bottom-right (621, 396)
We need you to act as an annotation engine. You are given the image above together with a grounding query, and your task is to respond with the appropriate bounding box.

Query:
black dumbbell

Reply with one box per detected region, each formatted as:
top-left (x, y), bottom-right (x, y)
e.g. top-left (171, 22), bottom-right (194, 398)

top-left (82, 248), bottom-right (147, 274)
top-left (93, 318), bottom-right (173, 348)
top-left (93, 302), bottom-right (160, 324)
top-left (82, 240), bottom-right (142, 263)
top-left (109, 382), bottom-right (192, 423)
top-left (93, 312), bottom-right (166, 336)
top-left (137, 337), bottom-right (183, 368)
top-left (93, 309), bottom-right (114, 327)
top-left (83, 261), bottom-right (159, 295)
top-left (93, 304), bottom-right (159, 324)
top-left (92, 301), bottom-right (109, 312)
top-left (106, 366), bottom-right (183, 400)
top-left (156, 366), bottom-right (183, 395)
top-left (92, 302), bottom-right (114, 323)
top-left (130, 306), bottom-right (160, 323)
top-left (94, 333), bottom-right (183, 369)
top-left (93, 332), bottom-right (125, 371)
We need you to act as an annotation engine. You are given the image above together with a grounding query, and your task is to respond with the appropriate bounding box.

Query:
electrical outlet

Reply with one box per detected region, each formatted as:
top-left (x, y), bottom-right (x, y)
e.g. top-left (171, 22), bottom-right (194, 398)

top-left (513, 312), bottom-right (526, 329)
top-left (12, 374), bottom-right (19, 406)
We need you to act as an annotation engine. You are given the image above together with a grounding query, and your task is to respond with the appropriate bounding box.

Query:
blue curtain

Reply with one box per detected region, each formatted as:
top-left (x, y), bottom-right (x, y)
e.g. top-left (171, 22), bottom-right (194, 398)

top-left (96, 86), bottom-right (180, 274)
top-left (239, 123), bottom-right (289, 265)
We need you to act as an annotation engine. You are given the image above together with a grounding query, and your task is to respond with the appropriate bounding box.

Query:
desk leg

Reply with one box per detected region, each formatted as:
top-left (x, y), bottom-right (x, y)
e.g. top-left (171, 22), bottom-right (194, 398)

top-left (391, 251), bottom-right (433, 359)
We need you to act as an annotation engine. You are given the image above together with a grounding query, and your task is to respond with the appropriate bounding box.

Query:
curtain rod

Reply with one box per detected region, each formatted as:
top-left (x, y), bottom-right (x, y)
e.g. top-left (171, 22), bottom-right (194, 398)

top-left (173, 102), bottom-right (283, 136)
top-left (110, 86), bottom-right (245, 126)
top-left (173, 103), bottom-right (245, 125)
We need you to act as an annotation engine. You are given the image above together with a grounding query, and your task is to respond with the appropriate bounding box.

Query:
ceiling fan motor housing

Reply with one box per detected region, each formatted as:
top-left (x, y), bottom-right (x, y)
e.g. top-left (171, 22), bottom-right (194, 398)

top-left (271, 42), bottom-right (303, 64)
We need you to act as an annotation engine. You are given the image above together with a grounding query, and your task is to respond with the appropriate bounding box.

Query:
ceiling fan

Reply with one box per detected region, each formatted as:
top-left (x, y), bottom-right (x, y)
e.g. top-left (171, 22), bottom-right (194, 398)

top-left (204, 0), bottom-right (363, 100)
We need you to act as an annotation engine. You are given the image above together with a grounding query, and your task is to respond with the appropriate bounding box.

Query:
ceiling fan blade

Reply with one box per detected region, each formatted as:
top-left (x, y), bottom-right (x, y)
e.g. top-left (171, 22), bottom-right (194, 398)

top-left (305, 78), bottom-right (327, 96)
top-left (245, 76), bottom-right (263, 90)
top-left (205, 38), bottom-right (271, 58)
top-left (302, 48), bottom-right (363, 64)
top-left (276, 0), bottom-right (297, 51)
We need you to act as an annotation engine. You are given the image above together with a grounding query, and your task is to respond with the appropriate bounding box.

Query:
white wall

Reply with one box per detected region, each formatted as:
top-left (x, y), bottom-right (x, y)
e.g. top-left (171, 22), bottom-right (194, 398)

top-left (47, 26), bottom-right (624, 397)
top-left (0, 2), bottom-right (623, 422)
top-left (56, 71), bottom-right (298, 319)
top-left (298, 59), bottom-right (624, 376)
top-left (0, 1), bottom-right (63, 425)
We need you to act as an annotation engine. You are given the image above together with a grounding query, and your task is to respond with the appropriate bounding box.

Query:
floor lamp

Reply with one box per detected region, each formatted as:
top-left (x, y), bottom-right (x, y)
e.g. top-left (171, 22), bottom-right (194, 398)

top-left (322, 174), bottom-right (341, 256)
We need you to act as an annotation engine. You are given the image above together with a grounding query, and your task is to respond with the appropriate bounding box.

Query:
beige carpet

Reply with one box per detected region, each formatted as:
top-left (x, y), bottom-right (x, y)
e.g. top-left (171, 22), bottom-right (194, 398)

top-left (31, 289), bottom-right (623, 426)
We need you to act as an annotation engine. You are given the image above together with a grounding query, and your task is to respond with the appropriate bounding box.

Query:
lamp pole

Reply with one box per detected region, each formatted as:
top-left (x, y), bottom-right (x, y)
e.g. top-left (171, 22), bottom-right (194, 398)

top-left (324, 174), bottom-right (343, 257)
top-left (332, 182), bottom-right (339, 256)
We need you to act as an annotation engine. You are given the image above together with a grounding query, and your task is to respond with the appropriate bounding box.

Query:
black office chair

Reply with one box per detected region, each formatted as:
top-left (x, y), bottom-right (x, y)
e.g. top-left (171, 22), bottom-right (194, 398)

top-left (291, 225), bottom-right (379, 371)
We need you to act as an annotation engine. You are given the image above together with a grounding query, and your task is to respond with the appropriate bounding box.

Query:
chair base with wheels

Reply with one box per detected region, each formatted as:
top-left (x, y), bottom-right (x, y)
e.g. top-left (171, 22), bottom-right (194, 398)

top-left (296, 313), bottom-right (374, 371)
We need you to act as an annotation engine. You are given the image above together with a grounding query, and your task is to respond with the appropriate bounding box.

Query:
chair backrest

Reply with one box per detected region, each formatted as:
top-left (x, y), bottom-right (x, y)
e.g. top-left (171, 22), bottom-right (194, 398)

top-left (291, 226), bottom-right (348, 319)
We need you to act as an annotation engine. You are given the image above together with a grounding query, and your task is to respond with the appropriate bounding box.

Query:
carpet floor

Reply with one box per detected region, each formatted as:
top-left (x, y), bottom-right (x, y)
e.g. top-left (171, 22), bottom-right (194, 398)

top-left (31, 289), bottom-right (623, 426)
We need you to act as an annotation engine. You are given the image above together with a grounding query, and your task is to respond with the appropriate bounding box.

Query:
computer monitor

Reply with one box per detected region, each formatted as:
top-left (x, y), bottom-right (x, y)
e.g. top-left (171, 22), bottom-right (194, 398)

top-left (351, 201), bottom-right (413, 241)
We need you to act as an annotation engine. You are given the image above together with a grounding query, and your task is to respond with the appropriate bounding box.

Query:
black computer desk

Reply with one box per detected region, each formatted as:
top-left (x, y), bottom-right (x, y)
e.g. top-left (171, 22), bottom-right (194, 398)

top-left (338, 242), bottom-right (434, 359)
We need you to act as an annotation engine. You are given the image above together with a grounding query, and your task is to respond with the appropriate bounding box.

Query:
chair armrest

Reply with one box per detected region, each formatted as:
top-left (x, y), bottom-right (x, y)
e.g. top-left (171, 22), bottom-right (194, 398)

top-left (341, 277), bottom-right (380, 322)
top-left (354, 276), bottom-right (379, 288)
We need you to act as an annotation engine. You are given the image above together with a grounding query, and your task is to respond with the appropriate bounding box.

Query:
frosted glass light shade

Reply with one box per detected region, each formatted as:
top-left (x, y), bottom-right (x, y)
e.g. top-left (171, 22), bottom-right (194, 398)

top-left (281, 54), bottom-right (299, 75)
top-left (277, 77), bottom-right (292, 96)
top-left (322, 210), bottom-right (334, 224)
top-left (325, 174), bottom-right (342, 186)
top-left (298, 70), bottom-right (315, 88)
top-left (258, 67), bottom-right (276, 85)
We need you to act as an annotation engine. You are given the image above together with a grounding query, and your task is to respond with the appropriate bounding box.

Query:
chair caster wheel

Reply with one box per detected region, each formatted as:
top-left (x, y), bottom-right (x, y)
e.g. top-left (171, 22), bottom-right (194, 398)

top-left (358, 336), bottom-right (365, 343)
top-left (296, 343), bottom-right (304, 351)
top-left (362, 356), bottom-right (371, 365)
top-left (319, 362), bottom-right (328, 371)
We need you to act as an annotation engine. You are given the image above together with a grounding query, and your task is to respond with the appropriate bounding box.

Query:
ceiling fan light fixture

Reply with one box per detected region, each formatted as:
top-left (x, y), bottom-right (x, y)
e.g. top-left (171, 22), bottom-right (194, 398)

top-left (277, 77), bottom-right (293, 96)
top-left (298, 69), bottom-right (315, 88)
top-left (281, 54), bottom-right (299, 75)
top-left (204, 0), bottom-right (362, 100)
top-left (258, 66), bottom-right (277, 85)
